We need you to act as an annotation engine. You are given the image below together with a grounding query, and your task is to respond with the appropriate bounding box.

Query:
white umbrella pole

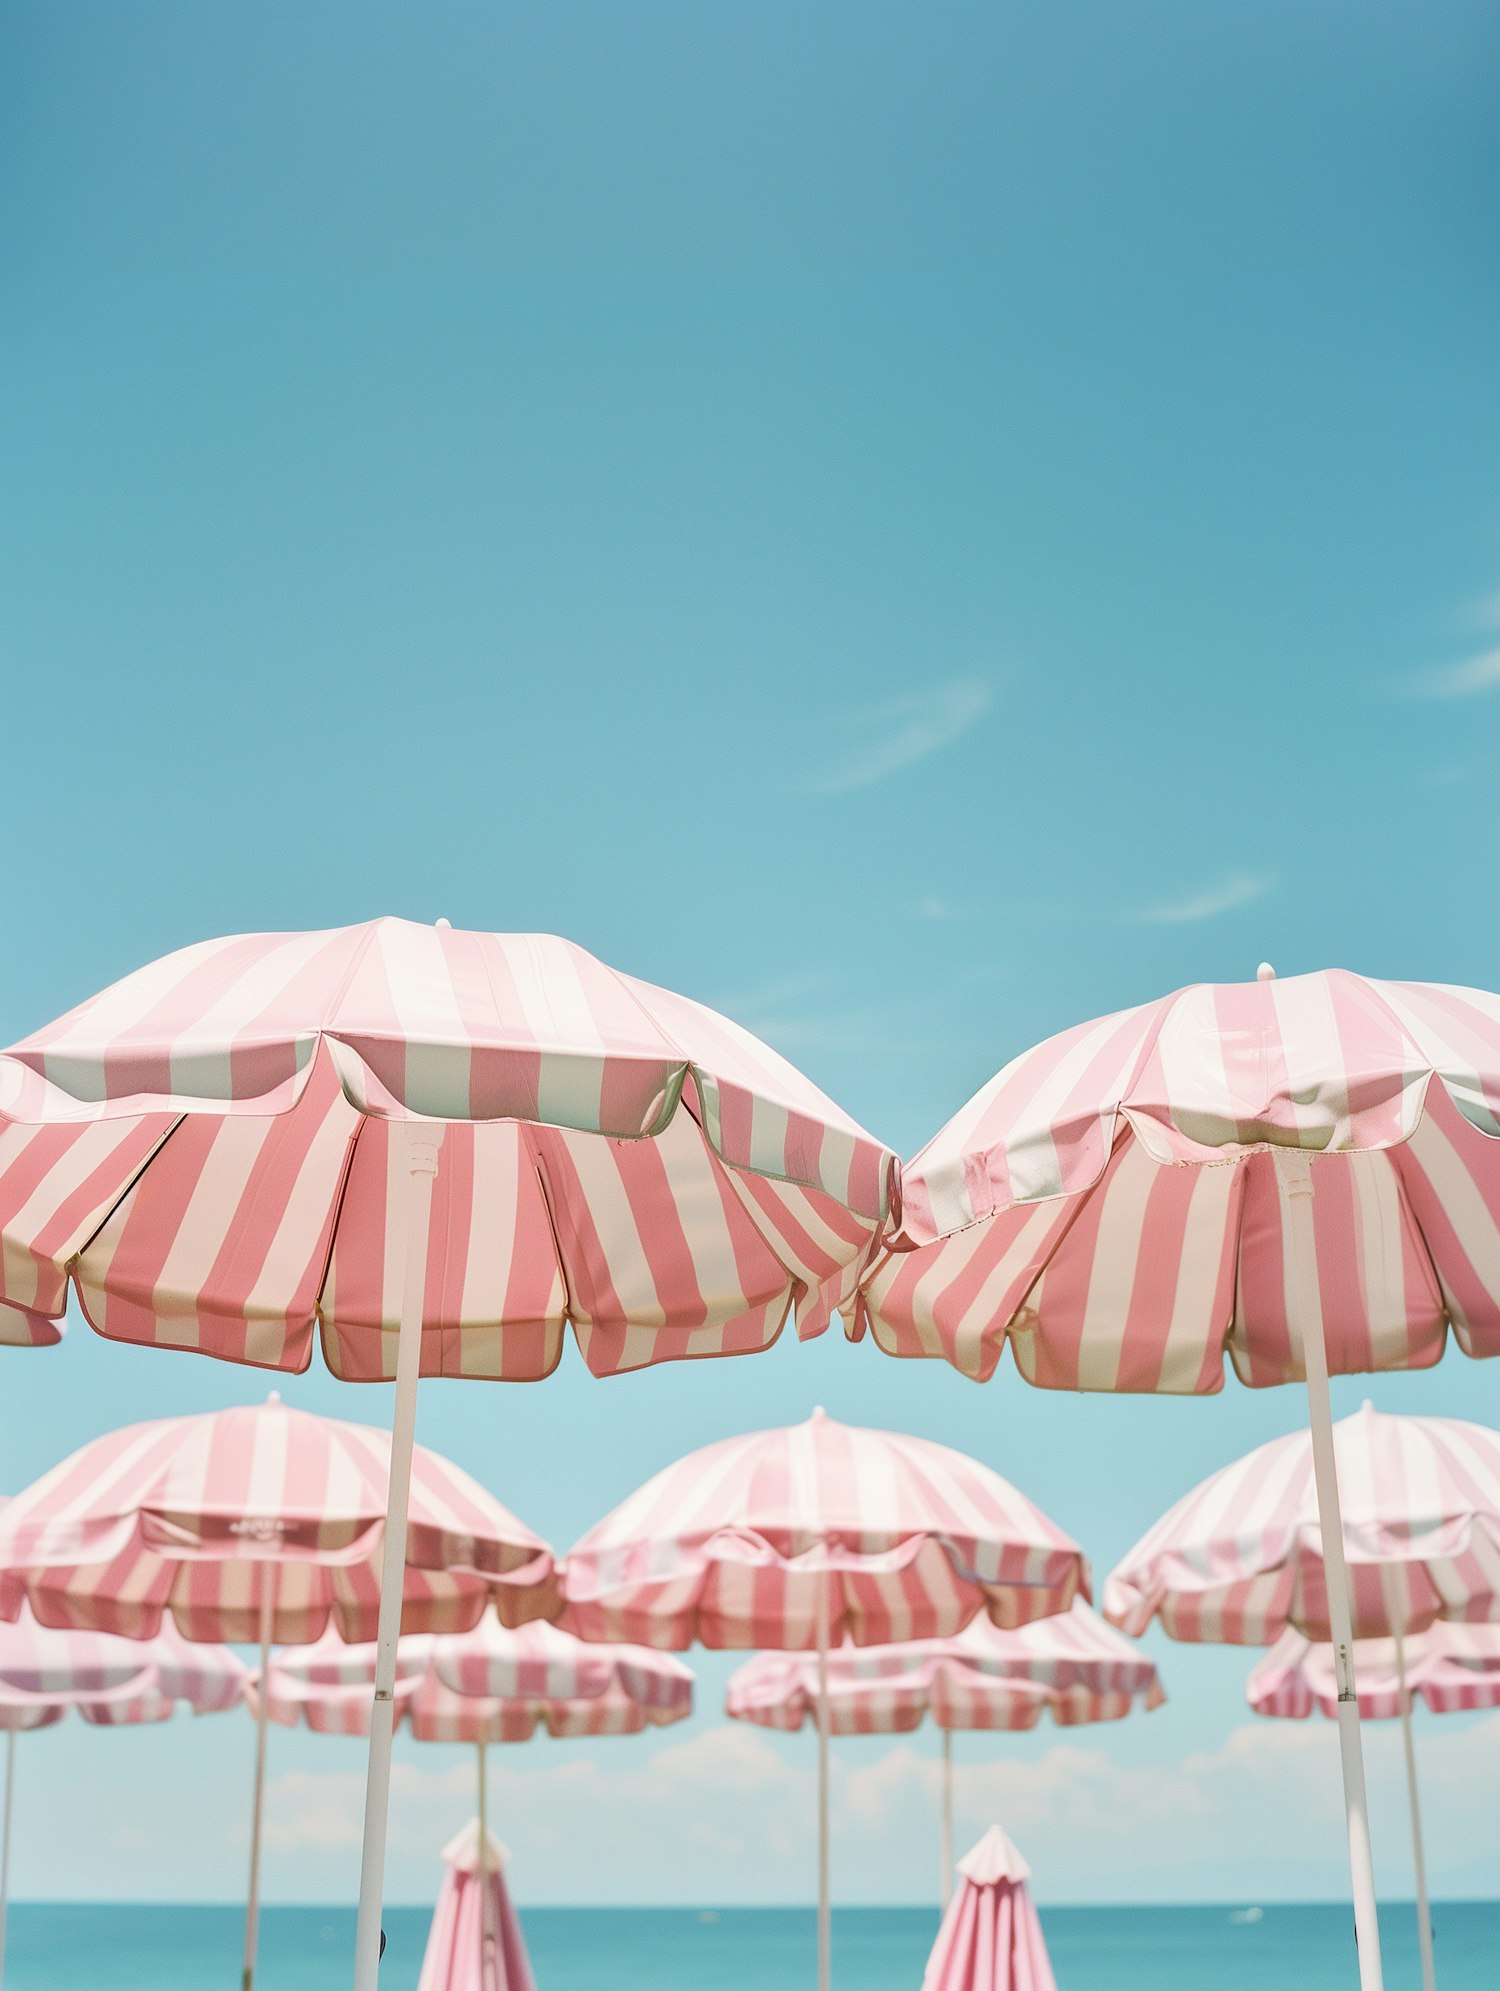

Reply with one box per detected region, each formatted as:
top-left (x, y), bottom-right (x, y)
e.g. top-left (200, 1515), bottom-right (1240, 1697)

top-left (939, 1729), bottom-right (953, 1909)
top-left (1394, 1633), bottom-right (1436, 1991)
top-left (816, 1568), bottom-right (831, 1991)
top-left (477, 1741), bottom-right (490, 1990)
top-left (354, 1128), bottom-right (441, 1991)
top-left (243, 1571), bottom-right (276, 1991)
top-left (0, 1729), bottom-right (15, 1991)
top-left (1277, 1150), bottom-right (1384, 1991)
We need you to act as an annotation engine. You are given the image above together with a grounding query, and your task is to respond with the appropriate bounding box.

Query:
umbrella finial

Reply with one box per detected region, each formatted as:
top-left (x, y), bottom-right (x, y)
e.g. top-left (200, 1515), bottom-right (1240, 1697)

top-left (435, 917), bottom-right (452, 930)
top-left (1256, 962), bottom-right (1276, 982)
top-left (266, 1390), bottom-right (282, 1405)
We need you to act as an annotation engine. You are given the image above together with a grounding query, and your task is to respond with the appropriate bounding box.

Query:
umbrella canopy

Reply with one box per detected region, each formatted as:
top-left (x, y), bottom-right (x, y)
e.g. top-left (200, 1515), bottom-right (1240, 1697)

top-left (860, 969), bottom-right (1500, 1391)
top-left (725, 1600), bottom-right (1162, 1734)
top-left (1104, 1404), bottom-right (1500, 1645)
top-left (920, 1827), bottom-right (1057, 1991)
top-left (416, 1821), bottom-right (536, 1991)
top-left (0, 1396), bottom-right (558, 1644)
top-left (559, 1407), bottom-right (1089, 1651)
top-left (259, 1619), bottom-right (695, 1740)
top-left (0, 918), bottom-right (893, 1377)
top-left (0, 1600), bottom-right (246, 1729)
top-left (1248, 1621), bottom-right (1500, 1720)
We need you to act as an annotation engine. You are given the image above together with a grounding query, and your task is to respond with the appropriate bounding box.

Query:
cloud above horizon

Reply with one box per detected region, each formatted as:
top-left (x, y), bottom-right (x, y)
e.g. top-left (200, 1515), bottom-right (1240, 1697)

top-left (1408, 647), bottom-right (1500, 699)
top-left (815, 678), bottom-right (993, 793)
top-left (1140, 872), bottom-right (1271, 926)
top-left (229, 1712), bottom-right (1500, 1907)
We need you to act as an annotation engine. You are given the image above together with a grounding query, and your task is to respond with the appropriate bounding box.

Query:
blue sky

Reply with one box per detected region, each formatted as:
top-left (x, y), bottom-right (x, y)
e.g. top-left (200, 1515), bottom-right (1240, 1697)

top-left (2, 0), bottom-right (1500, 1910)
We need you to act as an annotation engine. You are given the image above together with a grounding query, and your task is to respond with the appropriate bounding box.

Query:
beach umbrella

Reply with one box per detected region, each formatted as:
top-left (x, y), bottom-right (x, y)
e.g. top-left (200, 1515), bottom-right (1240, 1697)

top-left (0, 916), bottom-right (894, 1988)
top-left (919, 1825), bottom-right (1057, 1991)
top-left (417, 1821), bottom-right (535, 1991)
top-left (1108, 1403), bottom-right (1500, 1991)
top-left (726, 1599), bottom-right (1162, 1904)
top-left (560, 1406), bottom-right (1089, 1991)
top-left (859, 966), bottom-right (1500, 1991)
top-left (0, 1394), bottom-right (556, 1991)
top-left (0, 1602), bottom-right (246, 1987)
top-left (260, 1619), bottom-right (692, 1987)
top-left (1249, 1618), bottom-right (1500, 1991)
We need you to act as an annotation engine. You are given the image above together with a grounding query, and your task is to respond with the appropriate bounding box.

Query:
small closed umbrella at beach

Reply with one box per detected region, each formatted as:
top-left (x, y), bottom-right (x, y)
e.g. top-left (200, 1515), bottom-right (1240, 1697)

top-left (0, 1602), bottom-right (246, 1988)
top-left (920, 1826), bottom-right (1056, 1991)
top-left (417, 1821), bottom-right (536, 1991)
top-left (1108, 1403), bottom-right (1500, 1991)
top-left (560, 1406), bottom-right (1089, 1991)
top-left (859, 965), bottom-right (1500, 1991)
top-left (1249, 1618), bottom-right (1500, 1991)
top-left (726, 1598), bottom-right (1162, 1905)
top-left (0, 916), bottom-right (896, 1989)
top-left (0, 1395), bottom-right (556, 1991)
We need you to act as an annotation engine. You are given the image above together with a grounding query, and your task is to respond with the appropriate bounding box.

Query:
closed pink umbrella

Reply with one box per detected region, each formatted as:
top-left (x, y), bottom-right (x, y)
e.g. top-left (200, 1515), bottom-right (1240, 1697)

top-left (0, 1602), bottom-right (246, 1987)
top-left (920, 1826), bottom-right (1056, 1991)
top-left (417, 1822), bottom-right (535, 1991)
top-left (1107, 1404), bottom-right (1500, 1991)
top-left (261, 1620), bottom-right (691, 1990)
top-left (860, 966), bottom-right (1500, 1991)
top-left (561, 1407), bottom-right (1088, 1991)
top-left (1249, 1620), bottom-right (1500, 1991)
top-left (727, 1600), bottom-right (1162, 1904)
top-left (0, 918), bottom-right (894, 1989)
top-left (0, 1396), bottom-right (555, 1991)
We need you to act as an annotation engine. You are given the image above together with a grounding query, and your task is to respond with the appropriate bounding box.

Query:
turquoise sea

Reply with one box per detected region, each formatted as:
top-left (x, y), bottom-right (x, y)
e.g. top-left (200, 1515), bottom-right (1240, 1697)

top-left (3, 1902), bottom-right (1496, 1989)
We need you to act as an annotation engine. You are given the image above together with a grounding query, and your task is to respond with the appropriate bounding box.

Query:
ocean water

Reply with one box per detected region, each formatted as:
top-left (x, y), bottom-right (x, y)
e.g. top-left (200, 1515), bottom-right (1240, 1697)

top-left (3, 1901), bottom-right (1496, 1989)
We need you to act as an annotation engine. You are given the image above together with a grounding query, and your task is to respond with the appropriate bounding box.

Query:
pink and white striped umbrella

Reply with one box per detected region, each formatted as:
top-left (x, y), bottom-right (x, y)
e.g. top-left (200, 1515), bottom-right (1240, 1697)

top-left (1104, 1404), bottom-right (1500, 1646)
top-left (0, 921), bottom-right (895, 1988)
top-left (0, 919), bottom-right (893, 1378)
top-left (725, 1601), bottom-right (1162, 1735)
top-left (860, 970), bottom-right (1500, 1392)
top-left (416, 1822), bottom-right (536, 1991)
top-left (1243, 1616), bottom-right (1498, 1728)
top-left (727, 1601), bottom-right (1159, 1909)
top-left (859, 967), bottom-right (1500, 1991)
top-left (558, 1408), bottom-right (1089, 1651)
top-left (0, 1602), bottom-right (246, 1987)
top-left (1246, 1615), bottom-right (1500, 1991)
top-left (920, 1827), bottom-right (1057, 1991)
top-left (0, 1396), bottom-right (558, 1645)
top-left (1248, 1621), bottom-right (1500, 1721)
top-left (258, 1619), bottom-right (695, 1742)
top-left (561, 1408), bottom-right (1085, 1991)
top-left (0, 1600), bottom-right (246, 1731)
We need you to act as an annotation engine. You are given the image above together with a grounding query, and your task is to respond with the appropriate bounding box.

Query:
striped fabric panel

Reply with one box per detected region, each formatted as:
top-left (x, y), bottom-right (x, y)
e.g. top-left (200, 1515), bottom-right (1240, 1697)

top-left (0, 1398), bottom-right (558, 1644)
top-left (863, 1099), bottom-right (1500, 1395)
top-left (725, 1600), bottom-right (1162, 1734)
top-left (1248, 1623), bottom-right (1500, 1721)
top-left (3, 1053), bottom-right (887, 1383)
top-left (895, 972), bottom-right (1500, 1248)
top-left (259, 1624), bottom-right (694, 1743)
top-left (559, 1409), bottom-right (1088, 1651)
top-left (869, 970), bottom-right (1500, 1400)
top-left (0, 1603), bottom-right (246, 1729)
top-left (1105, 1404), bottom-right (1500, 1645)
top-left (0, 919), bottom-right (894, 1215)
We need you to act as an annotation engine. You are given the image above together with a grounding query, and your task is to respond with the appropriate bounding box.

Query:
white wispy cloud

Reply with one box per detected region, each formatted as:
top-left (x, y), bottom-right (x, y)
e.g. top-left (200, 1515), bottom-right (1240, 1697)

top-left (1141, 872), bottom-right (1271, 926)
top-left (1409, 647), bottom-right (1500, 699)
top-left (815, 678), bottom-right (994, 794)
